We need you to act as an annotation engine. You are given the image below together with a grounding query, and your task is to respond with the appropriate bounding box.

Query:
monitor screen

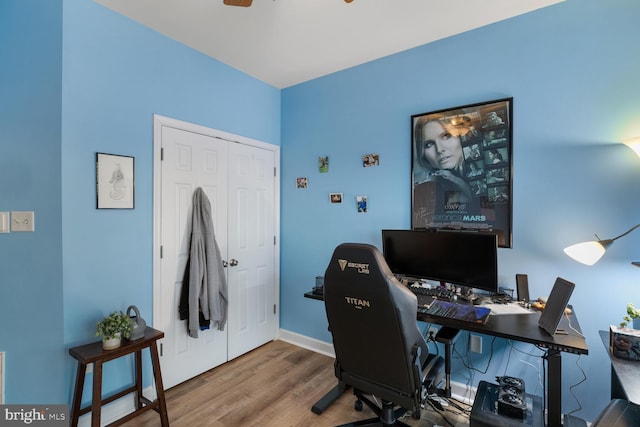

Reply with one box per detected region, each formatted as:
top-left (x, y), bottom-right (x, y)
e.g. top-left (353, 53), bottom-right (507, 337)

top-left (381, 229), bottom-right (498, 293)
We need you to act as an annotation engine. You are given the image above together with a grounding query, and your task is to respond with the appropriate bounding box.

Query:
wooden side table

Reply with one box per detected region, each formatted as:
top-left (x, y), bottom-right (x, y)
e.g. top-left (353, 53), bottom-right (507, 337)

top-left (69, 327), bottom-right (169, 427)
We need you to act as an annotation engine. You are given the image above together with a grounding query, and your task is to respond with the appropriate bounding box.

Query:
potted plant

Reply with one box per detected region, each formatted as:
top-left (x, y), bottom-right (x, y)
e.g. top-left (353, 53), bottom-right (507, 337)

top-left (96, 311), bottom-right (132, 350)
top-left (620, 303), bottom-right (640, 328)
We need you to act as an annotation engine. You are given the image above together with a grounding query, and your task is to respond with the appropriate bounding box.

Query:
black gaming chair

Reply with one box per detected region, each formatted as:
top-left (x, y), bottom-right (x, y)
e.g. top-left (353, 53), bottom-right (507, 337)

top-left (590, 399), bottom-right (640, 426)
top-left (324, 243), bottom-right (444, 426)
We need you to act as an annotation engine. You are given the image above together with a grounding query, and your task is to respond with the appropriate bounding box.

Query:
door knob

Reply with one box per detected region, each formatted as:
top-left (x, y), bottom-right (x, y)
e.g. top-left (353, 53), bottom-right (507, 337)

top-left (229, 259), bottom-right (239, 266)
top-left (222, 260), bottom-right (228, 268)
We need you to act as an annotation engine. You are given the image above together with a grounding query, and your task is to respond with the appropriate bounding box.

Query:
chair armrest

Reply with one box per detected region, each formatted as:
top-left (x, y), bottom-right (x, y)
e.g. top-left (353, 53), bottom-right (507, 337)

top-left (592, 399), bottom-right (640, 426)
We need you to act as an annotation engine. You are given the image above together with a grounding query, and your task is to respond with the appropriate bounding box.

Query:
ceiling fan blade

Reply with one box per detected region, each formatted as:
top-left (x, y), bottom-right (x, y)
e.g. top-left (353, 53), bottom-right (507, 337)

top-left (223, 0), bottom-right (253, 6)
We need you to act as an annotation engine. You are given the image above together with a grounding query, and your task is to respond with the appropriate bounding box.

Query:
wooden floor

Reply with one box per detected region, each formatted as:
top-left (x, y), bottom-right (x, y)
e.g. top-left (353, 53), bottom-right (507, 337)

top-left (123, 340), bottom-right (471, 427)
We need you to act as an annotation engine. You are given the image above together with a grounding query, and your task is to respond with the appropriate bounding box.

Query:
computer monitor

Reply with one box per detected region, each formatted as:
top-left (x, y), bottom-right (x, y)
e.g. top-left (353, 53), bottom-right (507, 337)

top-left (381, 229), bottom-right (499, 293)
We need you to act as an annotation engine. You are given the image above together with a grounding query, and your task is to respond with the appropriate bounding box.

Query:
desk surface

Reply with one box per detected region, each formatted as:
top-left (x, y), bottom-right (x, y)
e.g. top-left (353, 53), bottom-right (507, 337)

top-left (418, 304), bottom-right (588, 355)
top-left (600, 329), bottom-right (640, 404)
top-left (306, 291), bottom-right (588, 355)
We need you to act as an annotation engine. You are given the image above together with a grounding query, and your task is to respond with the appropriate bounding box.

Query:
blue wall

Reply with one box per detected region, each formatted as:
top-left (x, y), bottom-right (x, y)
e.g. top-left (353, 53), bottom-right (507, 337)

top-left (60, 0), bottom-right (280, 403)
top-left (280, 0), bottom-right (640, 421)
top-left (2, 0), bottom-right (640, 423)
top-left (1, 0), bottom-right (279, 406)
top-left (0, 0), bottom-right (65, 403)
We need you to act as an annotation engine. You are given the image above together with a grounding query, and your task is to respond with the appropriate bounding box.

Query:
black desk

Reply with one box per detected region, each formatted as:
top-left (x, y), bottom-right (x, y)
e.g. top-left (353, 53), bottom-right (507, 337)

top-left (599, 329), bottom-right (640, 404)
top-left (305, 291), bottom-right (588, 427)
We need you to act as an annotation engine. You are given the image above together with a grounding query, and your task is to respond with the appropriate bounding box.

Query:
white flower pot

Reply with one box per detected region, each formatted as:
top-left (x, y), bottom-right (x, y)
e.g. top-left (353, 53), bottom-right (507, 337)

top-left (102, 333), bottom-right (122, 350)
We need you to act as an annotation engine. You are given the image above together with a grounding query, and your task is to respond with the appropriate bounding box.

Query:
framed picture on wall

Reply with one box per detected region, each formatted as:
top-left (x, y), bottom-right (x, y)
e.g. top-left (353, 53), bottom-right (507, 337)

top-left (96, 152), bottom-right (135, 209)
top-left (411, 98), bottom-right (513, 247)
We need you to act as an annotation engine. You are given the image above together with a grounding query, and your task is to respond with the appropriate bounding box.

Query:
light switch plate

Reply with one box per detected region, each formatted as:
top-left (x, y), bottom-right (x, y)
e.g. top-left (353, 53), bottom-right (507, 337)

top-left (11, 211), bottom-right (35, 232)
top-left (0, 212), bottom-right (8, 233)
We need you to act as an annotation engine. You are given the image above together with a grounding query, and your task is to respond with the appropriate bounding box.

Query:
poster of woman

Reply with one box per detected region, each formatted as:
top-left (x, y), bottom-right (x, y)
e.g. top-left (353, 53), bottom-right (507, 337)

top-left (411, 98), bottom-right (513, 247)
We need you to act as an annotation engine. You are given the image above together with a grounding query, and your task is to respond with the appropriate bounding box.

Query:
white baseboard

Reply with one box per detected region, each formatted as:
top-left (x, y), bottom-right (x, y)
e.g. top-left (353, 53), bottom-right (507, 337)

top-left (77, 385), bottom-right (157, 427)
top-left (448, 381), bottom-right (477, 405)
top-left (278, 329), bottom-right (335, 358)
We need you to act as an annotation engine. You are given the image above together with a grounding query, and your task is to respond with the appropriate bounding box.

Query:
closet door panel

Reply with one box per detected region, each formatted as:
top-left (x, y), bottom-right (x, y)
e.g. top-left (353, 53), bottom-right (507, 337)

top-left (227, 143), bottom-right (278, 360)
top-left (159, 126), bottom-right (228, 389)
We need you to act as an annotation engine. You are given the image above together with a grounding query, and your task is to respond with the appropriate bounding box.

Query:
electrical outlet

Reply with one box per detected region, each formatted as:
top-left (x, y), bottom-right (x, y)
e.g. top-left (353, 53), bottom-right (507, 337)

top-left (470, 334), bottom-right (482, 353)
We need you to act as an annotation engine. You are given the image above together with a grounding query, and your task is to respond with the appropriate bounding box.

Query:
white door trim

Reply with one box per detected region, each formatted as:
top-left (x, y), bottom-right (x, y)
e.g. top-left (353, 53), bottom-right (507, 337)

top-left (152, 114), bottom-right (280, 339)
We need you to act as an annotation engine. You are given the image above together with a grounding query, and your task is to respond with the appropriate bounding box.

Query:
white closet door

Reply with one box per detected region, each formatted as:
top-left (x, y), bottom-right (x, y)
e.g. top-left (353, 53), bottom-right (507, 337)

top-left (227, 142), bottom-right (278, 360)
top-left (158, 125), bottom-right (229, 389)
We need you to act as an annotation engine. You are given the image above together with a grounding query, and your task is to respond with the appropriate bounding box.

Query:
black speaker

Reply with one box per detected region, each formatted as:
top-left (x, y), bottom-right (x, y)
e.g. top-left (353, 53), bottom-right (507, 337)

top-left (515, 274), bottom-right (529, 303)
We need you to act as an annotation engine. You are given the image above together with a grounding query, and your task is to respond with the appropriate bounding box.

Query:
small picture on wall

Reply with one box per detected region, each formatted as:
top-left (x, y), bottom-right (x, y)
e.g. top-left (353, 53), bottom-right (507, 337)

top-left (362, 154), bottom-right (379, 167)
top-left (96, 152), bottom-right (134, 209)
top-left (356, 195), bottom-right (367, 213)
top-left (329, 193), bottom-right (343, 204)
top-left (296, 177), bottom-right (308, 188)
top-left (319, 156), bottom-right (329, 173)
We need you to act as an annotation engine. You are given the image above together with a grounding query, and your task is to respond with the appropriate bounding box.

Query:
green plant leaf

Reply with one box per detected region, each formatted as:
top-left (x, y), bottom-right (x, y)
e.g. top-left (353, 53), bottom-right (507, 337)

top-left (96, 310), bottom-right (133, 340)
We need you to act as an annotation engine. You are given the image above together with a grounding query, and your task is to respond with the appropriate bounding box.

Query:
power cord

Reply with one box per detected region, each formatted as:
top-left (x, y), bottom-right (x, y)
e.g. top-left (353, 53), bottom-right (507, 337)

top-left (505, 340), bottom-right (545, 394)
top-left (425, 398), bottom-right (456, 427)
top-left (564, 311), bottom-right (585, 338)
top-left (566, 355), bottom-right (587, 416)
top-left (423, 323), bottom-right (440, 357)
top-left (454, 335), bottom-right (497, 375)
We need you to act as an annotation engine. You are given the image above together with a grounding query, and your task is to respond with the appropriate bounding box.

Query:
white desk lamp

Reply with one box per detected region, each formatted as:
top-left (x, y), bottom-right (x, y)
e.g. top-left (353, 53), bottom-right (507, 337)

top-left (563, 224), bottom-right (640, 267)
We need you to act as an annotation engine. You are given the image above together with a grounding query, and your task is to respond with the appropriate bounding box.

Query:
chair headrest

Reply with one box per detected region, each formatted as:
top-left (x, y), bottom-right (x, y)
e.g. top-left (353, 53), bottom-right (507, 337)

top-left (325, 243), bottom-right (393, 281)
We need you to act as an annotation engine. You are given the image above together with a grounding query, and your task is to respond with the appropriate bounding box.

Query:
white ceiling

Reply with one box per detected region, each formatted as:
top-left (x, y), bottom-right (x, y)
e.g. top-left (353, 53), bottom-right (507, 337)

top-left (95, 0), bottom-right (564, 89)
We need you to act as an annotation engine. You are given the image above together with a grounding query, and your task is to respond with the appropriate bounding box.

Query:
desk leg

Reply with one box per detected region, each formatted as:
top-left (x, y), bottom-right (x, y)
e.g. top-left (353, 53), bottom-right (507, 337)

top-left (150, 341), bottom-right (169, 426)
top-left (311, 381), bottom-right (348, 415)
top-left (91, 361), bottom-right (103, 427)
top-left (547, 349), bottom-right (561, 427)
top-left (70, 362), bottom-right (86, 427)
top-left (135, 350), bottom-right (143, 411)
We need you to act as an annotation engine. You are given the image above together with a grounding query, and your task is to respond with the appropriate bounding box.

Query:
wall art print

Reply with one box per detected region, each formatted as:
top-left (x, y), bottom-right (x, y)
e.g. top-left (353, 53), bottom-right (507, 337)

top-left (411, 98), bottom-right (513, 247)
top-left (96, 152), bottom-right (135, 209)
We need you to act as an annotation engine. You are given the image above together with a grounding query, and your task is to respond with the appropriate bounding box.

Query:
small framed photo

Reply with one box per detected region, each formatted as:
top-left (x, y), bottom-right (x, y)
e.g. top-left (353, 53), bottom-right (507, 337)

top-left (296, 177), bottom-right (308, 188)
top-left (319, 156), bottom-right (329, 173)
top-left (610, 325), bottom-right (640, 361)
top-left (362, 154), bottom-right (379, 167)
top-left (96, 152), bottom-right (135, 209)
top-left (329, 193), bottom-right (343, 204)
top-left (356, 195), bottom-right (367, 212)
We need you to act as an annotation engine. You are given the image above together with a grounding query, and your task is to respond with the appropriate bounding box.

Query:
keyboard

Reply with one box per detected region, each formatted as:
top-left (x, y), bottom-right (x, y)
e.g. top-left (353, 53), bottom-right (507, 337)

top-left (421, 300), bottom-right (491, 324)
top-left (408, 285), bottom-right (491, 324)
top-left (409, 285), bottom-right (456, 300)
